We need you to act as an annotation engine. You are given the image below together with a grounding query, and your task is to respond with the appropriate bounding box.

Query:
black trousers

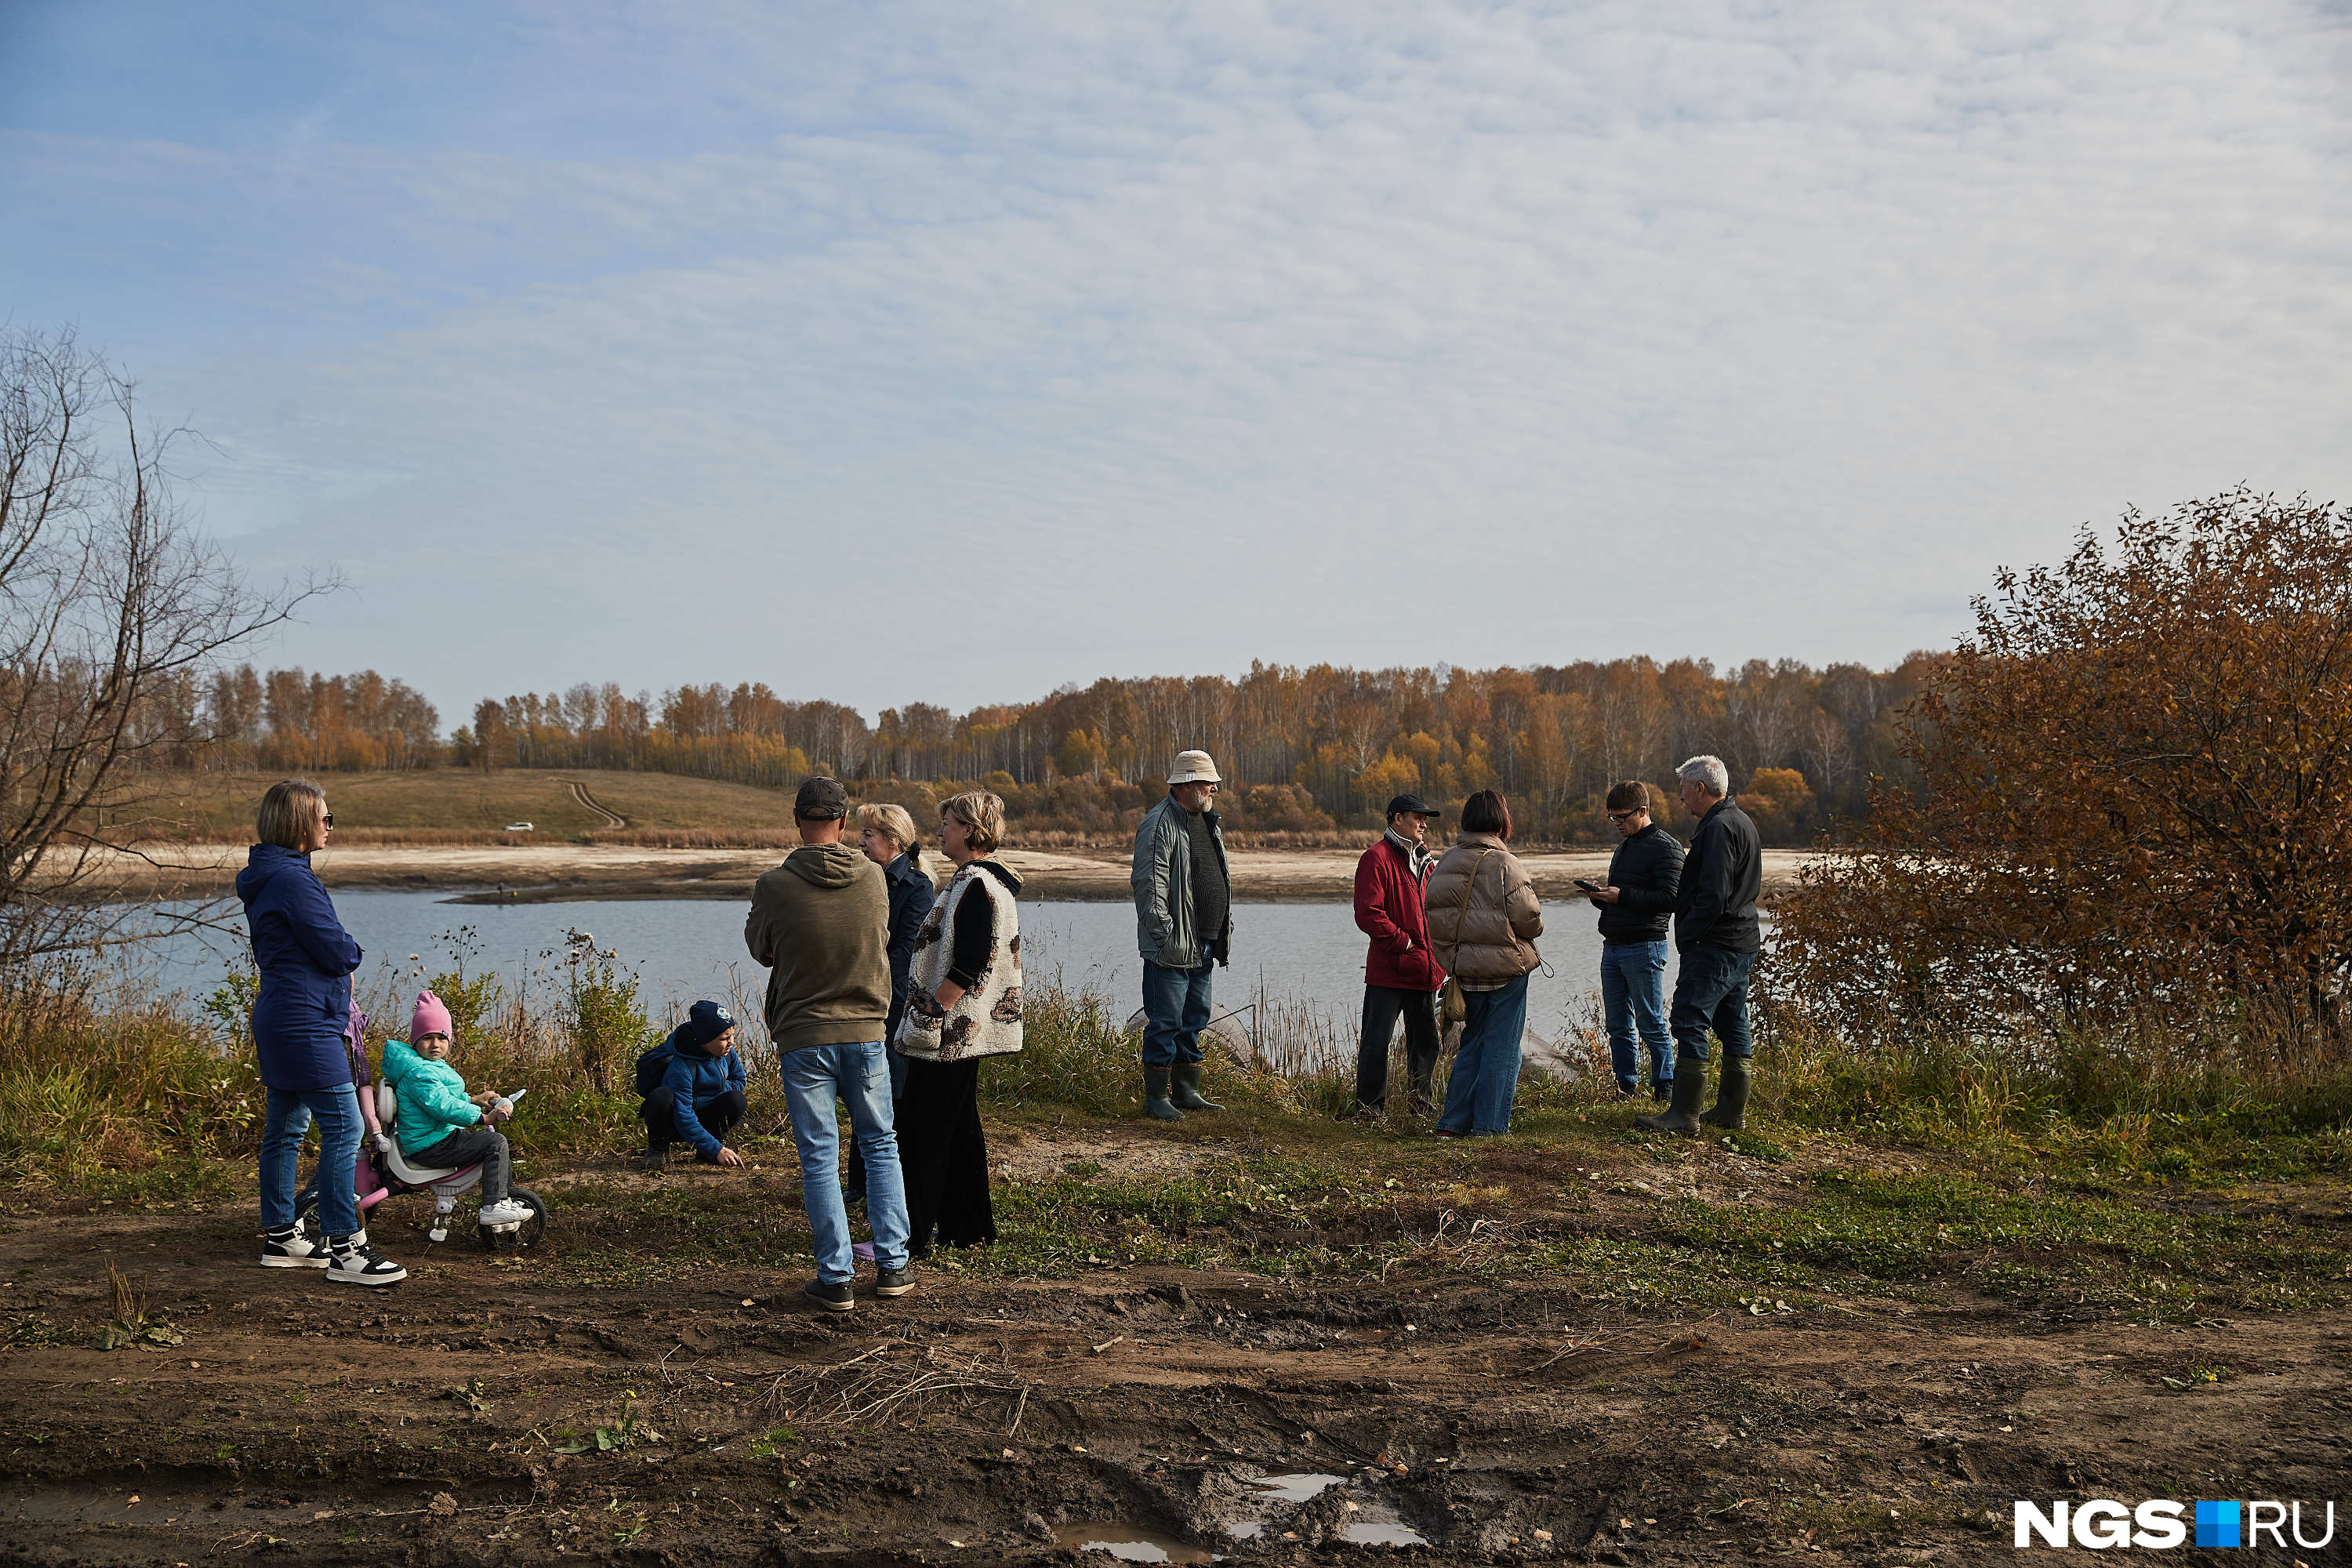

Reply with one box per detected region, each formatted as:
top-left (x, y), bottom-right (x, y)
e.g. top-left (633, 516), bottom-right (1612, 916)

top-left (895, 1058), bottom-right (996, 1256)
top-left (411, 1127), bottom-right (512, 1204)
top-left (641, 1087), bottom-right (746, 1155)
top-left (1356, 985), bottom-right (1441, 1111)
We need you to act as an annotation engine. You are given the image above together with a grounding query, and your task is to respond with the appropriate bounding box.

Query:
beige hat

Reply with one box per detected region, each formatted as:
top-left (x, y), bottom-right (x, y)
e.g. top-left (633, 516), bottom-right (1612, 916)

top-left (1166, 750), bottom-right (1223, 786)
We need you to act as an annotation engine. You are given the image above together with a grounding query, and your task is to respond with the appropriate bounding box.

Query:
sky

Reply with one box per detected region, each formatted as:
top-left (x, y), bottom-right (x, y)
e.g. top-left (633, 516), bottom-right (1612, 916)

top-left (5, 0), bottom-right (2350, 724)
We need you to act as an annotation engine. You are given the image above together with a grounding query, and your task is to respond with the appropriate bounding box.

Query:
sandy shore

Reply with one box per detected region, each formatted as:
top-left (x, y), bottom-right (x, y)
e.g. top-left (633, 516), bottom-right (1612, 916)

top-left (82, 841), bottom-right (1832, 903)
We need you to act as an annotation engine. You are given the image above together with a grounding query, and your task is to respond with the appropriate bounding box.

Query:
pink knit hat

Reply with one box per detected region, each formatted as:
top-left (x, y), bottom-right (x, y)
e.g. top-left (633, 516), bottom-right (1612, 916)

top-left (411, 989), bottom-right (454, 1043)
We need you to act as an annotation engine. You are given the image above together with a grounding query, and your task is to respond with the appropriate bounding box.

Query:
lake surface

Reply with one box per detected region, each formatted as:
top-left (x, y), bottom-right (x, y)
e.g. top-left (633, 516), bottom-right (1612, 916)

top-left (120, 891), bottom-right (1672, 1050)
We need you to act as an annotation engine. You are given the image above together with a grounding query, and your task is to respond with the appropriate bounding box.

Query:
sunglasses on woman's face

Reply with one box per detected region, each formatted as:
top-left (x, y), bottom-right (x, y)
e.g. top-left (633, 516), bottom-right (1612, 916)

top-left (321, 813), bottom-right (335, 828)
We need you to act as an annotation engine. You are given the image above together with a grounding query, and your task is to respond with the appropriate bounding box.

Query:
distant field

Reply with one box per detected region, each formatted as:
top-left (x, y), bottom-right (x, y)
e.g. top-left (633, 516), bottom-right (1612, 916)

top-left (125, 768), bottom-right (801, 841)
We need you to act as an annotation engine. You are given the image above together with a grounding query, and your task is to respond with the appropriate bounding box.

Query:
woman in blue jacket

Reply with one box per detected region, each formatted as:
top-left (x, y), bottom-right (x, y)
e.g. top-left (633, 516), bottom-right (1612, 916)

top-left (237, 781), bottom-right (405, 1287)
top-left (844, 803), bottom-right (937, 1201)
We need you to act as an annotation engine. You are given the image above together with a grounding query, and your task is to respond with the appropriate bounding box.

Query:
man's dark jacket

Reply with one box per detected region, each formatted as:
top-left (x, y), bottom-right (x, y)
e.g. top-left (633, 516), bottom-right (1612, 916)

top-left (1673, 797), bottom-right (1762, 953)
top-left (1597, 823), bottom-right (1685, 945)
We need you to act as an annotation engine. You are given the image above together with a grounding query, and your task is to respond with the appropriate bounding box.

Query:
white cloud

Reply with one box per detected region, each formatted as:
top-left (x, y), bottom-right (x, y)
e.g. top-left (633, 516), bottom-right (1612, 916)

top-left (5, 0), bottom-right (2348, 716)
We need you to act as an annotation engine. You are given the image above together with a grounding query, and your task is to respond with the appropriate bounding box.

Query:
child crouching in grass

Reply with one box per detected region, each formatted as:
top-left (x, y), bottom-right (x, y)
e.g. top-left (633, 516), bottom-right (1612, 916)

top-left (382, 990), bottom-right (532, 1227)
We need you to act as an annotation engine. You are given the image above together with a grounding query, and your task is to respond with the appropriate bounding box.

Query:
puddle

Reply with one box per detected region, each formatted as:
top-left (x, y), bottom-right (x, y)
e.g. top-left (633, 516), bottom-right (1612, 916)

top-left (1053, 1524), bottom-right (1223, 1564)
top-left (1225, 1472), bottom-right (1429, 1548)
top-left (1246, 1472), bottom-right (1348, 1504)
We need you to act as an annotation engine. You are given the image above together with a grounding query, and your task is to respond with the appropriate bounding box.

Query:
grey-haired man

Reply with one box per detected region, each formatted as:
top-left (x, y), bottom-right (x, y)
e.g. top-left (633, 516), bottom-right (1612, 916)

top-left (1131, 750), bottom-right (1232, 1121)
top-left (1637, 754), bottom-right (1763, 1136)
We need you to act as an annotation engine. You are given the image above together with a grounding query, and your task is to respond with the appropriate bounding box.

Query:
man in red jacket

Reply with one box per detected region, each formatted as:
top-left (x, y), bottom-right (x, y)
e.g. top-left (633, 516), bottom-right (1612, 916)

top-left (1353, 793), bottom-right (1446, 1117)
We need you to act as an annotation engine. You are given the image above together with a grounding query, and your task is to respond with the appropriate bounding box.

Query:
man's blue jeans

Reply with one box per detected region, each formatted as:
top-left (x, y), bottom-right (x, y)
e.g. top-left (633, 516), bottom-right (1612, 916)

top-left (1669, 944), bottom-right (1757, 1066)
top-left (780, 1041), bottom-right (912, 1285)
top-left (1600, 939), bottom-right (1675, 1091)
top-left (261, 1084), bottom-right (360, 1238)
top-left (1141, 959), bottom-right (1214, 1068)
top-left (1437, 973), bottom-right (1530, 1136)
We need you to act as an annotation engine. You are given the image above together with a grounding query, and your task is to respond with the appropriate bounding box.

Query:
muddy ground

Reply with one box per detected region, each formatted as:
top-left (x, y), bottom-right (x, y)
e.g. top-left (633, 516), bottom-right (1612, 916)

top-left (5, 1138), bottom-right (2350, 1566)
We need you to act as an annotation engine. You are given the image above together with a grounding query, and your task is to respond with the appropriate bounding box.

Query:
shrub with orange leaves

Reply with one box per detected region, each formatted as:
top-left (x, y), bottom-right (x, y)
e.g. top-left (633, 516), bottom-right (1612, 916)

top-left (1774, 490), bottom-right (2352, 1062)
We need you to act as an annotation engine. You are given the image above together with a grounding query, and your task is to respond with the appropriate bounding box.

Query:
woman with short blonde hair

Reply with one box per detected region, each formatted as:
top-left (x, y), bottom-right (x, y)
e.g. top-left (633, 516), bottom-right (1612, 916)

top-left (936, 789), bottom-right (1005, 855)
top-left (891, 790), bottom-right (1021, 1258)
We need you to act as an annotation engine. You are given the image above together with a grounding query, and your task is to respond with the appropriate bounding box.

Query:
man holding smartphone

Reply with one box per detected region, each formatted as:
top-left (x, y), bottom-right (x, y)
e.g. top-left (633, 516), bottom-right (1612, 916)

top-left (1584, 781), bottom-right (1685, 1099)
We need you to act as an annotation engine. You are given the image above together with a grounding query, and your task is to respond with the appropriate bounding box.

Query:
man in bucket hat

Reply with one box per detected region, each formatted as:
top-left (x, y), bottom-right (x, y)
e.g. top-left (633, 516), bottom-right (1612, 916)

top-left (1129, 750), bottom-right (1232, 1120)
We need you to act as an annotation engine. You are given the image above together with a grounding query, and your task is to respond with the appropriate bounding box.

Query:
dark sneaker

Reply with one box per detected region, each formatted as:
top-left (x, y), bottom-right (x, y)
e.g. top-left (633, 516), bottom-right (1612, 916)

top-left (260, 1223), bottom-right (328, 1269)
top-left (324, 1231), bottom-right (408, 1287)
top-left (803, 1278), bottom-right (855, 1312)
top-left (874, 1265), bottom-right (916, 1298)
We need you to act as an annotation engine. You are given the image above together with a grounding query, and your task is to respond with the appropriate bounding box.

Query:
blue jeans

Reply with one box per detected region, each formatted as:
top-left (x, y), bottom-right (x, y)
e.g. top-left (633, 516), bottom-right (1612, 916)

top-left (1437, 974), bottom-right (1530, 1135)
top-left (1600, 939), bottom-right (1675, 1091)
top-left (261, 1083), bottom-right (360, 1238)
top-left (779, 1041), bottom-right (912, 1285)
top-left (1670, 945), bottom-right (1757, 1066)
top-left (1140, 959), bottom-right (1214, 1068)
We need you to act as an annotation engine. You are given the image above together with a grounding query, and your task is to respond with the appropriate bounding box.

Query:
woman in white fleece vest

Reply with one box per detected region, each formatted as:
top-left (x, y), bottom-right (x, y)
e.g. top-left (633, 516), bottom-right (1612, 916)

top-left (891, 789), bottom-right (1022, 1256)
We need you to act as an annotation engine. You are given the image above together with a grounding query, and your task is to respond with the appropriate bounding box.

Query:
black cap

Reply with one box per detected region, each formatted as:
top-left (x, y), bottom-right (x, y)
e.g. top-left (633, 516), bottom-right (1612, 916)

top-left (1385, 793), bottom-right (1441, 819)
top-left (793, 776), bottom-right (850, 819)
top-left (682, 1000), bottom-right (735, 1049)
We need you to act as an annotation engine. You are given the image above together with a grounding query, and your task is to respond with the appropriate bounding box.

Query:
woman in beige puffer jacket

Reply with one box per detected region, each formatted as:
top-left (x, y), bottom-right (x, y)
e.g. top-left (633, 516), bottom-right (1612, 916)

top-left (1425, 789), bottom-right (1542, 1134)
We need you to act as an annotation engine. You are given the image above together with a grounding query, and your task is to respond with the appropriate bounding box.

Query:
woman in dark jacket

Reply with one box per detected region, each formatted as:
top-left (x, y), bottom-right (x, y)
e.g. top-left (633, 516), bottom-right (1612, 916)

top-left (237, 780), bottom-right (405, 1287)
top-left (845, 801), bottom-right (938, 1202)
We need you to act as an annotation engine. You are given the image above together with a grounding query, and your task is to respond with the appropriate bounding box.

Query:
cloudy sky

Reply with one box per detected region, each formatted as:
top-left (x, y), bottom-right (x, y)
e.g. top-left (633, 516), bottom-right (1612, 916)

top-left (5, 1), bottom-right (2348, 721)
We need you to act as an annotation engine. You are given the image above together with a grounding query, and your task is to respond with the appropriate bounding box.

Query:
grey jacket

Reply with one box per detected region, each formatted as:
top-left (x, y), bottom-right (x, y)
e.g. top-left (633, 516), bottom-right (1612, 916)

top-left (1131, 794), bottom-right (1232, 967)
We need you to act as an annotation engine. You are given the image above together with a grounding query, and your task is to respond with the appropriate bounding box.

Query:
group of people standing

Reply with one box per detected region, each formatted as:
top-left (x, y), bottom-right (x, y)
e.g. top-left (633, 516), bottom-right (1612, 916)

top-left (1341, 753), bottom-right (1762, 1138)
top-left (732, 778), bottom-right (1024, 1309)
top-left (238, 750), bottom-right (1762, 1298)
top-left (1128, 747), bottom-right (1763, 1139)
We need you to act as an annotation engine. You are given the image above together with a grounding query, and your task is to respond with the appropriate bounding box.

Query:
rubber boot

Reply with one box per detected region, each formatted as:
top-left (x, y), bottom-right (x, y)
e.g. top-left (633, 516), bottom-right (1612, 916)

top-left (1700, 1055), bottom-right (1752, 1131)
top-left (1169, 1062), bottom-right (1222, 1112)
top-left (1635, 1058), bottom-right (1707, 1136)
top-left (1143, 1068), bottom-right (1184, 1121)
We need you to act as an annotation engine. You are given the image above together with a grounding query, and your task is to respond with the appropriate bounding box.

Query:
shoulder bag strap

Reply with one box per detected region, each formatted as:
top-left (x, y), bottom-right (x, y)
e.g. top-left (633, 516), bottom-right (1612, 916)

top-left (1453, 848), bottom-right (1496, 951)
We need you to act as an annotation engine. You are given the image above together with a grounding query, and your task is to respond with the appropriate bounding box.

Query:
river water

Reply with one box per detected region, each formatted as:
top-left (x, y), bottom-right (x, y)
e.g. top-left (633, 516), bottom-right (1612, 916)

top-left (120, 891), bottom-right (1671, 1054)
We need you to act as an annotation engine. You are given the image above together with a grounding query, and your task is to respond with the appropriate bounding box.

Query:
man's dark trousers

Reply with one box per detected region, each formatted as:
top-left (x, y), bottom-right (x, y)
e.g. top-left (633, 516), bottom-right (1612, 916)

top-left (1356, 985), bottom-right (1439, 1112)
top-left (1668, 944), bottom-right (1756, 1065)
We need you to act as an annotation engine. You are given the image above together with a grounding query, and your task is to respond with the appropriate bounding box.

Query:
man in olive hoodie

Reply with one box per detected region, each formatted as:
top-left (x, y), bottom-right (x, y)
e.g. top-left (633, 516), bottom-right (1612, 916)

top-left (745, 778), bottom-right (914, 1311)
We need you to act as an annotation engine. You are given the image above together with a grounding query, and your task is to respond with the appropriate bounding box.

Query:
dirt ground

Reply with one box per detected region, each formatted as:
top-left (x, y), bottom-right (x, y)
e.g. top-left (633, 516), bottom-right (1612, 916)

top-left (6, 1134), bottom-right (2349, 1566)
top-left (78, 844), bottom-right (1832, 904)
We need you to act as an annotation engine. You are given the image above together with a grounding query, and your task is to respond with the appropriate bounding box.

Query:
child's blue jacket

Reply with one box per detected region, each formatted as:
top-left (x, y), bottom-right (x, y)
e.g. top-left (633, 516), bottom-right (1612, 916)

top-left (654, 1028), bottom-right (746, 1156)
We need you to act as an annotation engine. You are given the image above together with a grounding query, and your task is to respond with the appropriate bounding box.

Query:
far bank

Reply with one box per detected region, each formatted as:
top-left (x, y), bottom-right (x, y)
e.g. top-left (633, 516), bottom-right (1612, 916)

top-left (74, 842), bottom-right (1831, 904)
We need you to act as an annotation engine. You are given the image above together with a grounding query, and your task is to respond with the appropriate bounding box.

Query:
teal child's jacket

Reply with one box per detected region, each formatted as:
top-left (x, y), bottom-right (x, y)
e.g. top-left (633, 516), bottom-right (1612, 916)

top-left (381, 1037), bottom-right (484, 1154)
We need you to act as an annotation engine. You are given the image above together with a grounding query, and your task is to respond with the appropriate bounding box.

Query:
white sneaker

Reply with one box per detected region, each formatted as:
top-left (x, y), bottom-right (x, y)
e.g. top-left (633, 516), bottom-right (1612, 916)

top-left (477, 1198), bottom-right (532, 1228)
top-left (324, 1230), bottom-right (408, 1287)
top-left (260, 1222), bottom-right (328, 1269)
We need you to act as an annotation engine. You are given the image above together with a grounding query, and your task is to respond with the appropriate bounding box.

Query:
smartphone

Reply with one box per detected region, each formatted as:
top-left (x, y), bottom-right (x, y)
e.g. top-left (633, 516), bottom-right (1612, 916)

top-left (1573, 877), bottom-right (1603, 895)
